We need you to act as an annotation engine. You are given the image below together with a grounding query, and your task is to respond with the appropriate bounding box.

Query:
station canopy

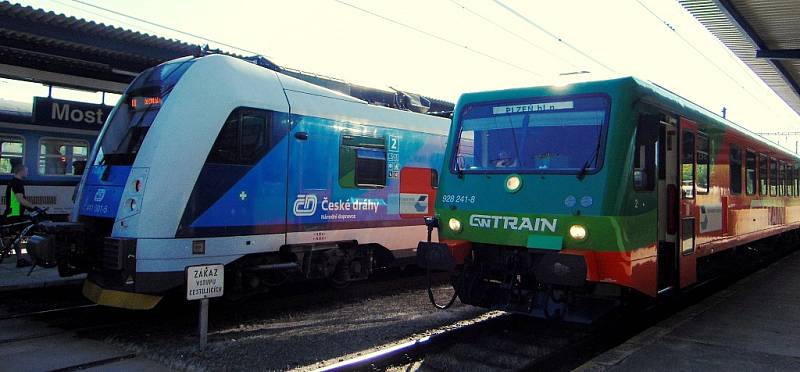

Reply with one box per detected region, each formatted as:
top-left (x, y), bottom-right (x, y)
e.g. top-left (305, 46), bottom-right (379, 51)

top-left (0, 1), bottom-right (452, 112)
top-left (680, 0), bottom-right (800, 115)
top-left (0, 1), bottom-right (200, 92)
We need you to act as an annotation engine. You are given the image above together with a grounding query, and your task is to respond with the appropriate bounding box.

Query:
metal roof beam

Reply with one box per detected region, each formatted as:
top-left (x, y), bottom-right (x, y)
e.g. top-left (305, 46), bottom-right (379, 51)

top-left (756, 49), bottom-right (800, 61)
top-left (713, 0), bottom-right (800, 98)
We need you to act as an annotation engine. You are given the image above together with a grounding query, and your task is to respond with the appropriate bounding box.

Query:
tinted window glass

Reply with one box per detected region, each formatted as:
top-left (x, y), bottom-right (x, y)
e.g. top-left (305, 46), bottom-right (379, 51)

top-left (634, 115), bottom-right (658, 191)
top-left (208, 114), bottom-right (239, 164)
top-left (240, 112), bottom-right (268, 163)
top-left (759, 154), bottom-right (768, 196)
top-left (339, 134), bottom-right (387, 189)
top-left (355, 148), bottom-right (387, 187)
top-left (455, 95), bottom-right (609, 173)
top-left (696, 134), bottom-right (709, 194)
top-left (770, 158), bottom-right (778, 196)
top-left (207, 108), bottom-right (271, 166)
top-left (729, 144), bottom-right (741, 194)
top-left (0, 136), bottom-right (24, 174)
top-left (38, 139), bottom-right (89, 176)
top-left (681, 131), bottom-right (695, 198)
top-left (745, 151), bottom-right (756, 195)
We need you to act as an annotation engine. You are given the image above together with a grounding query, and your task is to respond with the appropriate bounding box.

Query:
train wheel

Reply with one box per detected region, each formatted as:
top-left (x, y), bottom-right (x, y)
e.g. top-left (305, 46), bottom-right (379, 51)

top-left (328, 262), bottom-right (351, 289)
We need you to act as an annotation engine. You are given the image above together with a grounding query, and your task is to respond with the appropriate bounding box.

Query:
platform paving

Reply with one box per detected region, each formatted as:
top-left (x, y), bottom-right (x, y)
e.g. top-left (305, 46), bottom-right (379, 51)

top-left (0, 256), bottom-right (84, 292)
top-left (580, 250), bottom-right (800, 371)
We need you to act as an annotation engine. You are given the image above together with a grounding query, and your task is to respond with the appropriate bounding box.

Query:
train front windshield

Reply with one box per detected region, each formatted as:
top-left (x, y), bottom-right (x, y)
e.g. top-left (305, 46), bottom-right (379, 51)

top-left (453, 95), bottom-right (610, 174)
top-left (95, 59), bottom-right (194, 166)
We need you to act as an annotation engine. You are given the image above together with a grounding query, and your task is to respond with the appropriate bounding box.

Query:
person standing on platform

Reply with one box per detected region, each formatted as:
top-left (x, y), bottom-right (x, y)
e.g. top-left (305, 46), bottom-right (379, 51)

top-left (3, 163), bottom-right (40, 267)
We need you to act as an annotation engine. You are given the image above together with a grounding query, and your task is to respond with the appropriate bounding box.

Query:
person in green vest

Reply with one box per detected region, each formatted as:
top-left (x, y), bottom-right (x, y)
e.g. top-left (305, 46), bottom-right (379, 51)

top-left (4, 163), bottom-right (40, 267)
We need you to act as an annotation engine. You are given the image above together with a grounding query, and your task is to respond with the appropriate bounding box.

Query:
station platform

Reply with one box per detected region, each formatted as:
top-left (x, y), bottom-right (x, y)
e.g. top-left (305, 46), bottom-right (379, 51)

top-left (581, 250), bottom-right (800, 371)
top-left (0, 257), bottom-right (84, 292)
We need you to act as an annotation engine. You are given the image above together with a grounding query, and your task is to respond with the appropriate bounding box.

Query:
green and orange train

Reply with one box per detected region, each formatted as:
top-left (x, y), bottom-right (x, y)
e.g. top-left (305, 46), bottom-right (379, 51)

top-left (418, 77), bottom-right (800, 321)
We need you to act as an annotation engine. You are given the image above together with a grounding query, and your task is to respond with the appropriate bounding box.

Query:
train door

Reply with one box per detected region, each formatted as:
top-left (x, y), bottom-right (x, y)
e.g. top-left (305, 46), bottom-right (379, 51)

top-left (657, 116), bottom-right (679, 293)
top-left (678, 117), bottom-right (698, 287)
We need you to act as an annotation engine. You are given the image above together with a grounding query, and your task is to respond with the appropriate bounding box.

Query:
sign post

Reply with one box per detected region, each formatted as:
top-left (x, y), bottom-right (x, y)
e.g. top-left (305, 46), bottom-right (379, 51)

top-left (186, 264), bottom-right (224, 348)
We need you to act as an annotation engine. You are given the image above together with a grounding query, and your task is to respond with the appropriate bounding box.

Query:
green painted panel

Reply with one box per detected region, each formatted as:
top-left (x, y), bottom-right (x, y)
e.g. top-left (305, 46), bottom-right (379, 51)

top-left (526, 235), bottom-right (563, 250)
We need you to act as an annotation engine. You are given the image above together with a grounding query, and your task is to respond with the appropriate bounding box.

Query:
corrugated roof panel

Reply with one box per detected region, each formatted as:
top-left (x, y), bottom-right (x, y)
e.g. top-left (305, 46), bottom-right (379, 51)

top-left (680, 0), bottom-right (800, 115)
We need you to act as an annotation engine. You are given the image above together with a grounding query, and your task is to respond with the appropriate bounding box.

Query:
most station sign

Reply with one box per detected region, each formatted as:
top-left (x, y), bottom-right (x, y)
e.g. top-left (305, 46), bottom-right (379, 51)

top-left (32, 97), bottom-right (112, 131)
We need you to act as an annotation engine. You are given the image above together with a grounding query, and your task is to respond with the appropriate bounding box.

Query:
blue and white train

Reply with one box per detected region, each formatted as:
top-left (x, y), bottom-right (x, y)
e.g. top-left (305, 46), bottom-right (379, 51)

top-left (30, 54), bottom-right (450, 309)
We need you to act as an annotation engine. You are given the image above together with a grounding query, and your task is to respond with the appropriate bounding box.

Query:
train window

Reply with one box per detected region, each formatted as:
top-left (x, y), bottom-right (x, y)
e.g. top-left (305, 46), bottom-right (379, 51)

top-left (633, 115), bottom-right (658, 191)
top-left (37, 139), bottom-right (89, 176)
top-left (696, 134), bottom-right (709, 194)
top-left (339, 134), bottom-right (387, 189)
top-left (0, 136), bottom-right (24, 174)
top-left (207, 108), bottom-right (271, 166)
top-left (681, 218), bottom-right (695, 255)
top-left (759, 154), bottom-right (768, 196)
top-left (780, 162), bottom-right (787, 196)
top-left (239, 112), bottom-right (268, 164)
top-left (745, 151), bottom-right (756, 195)
top-left (795, 167), bottom-right (799, 196)
top-left (681, 131), bottom-right (695, 199)
top-left (788, 165), bottom-right (795, 197)
top-left (770, 158), bottom-right (778, 196)
top-left (729, 144), bottom-right (742, 195)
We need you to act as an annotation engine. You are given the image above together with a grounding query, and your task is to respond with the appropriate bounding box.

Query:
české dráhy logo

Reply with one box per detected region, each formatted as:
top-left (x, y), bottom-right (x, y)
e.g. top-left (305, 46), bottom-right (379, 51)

top-left (293, 194), bottom-right (318, 217)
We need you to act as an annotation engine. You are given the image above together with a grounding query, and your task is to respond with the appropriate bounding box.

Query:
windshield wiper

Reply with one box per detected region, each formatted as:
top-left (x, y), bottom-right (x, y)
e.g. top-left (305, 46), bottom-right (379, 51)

top-left (577, 129), bottom-right (604, 181)
top-left (577, 159), bottom-right (590, 180)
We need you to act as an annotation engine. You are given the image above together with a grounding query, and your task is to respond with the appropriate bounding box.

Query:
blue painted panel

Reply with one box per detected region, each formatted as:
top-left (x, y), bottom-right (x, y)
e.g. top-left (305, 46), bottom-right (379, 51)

top-left (182, 112), bottom-right (447, 233)
top-left (78, 165), bottom-right (131, 218)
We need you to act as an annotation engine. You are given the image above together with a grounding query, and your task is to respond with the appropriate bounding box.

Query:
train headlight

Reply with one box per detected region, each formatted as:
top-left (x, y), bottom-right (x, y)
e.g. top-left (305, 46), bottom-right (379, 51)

top-left (505, 174), bottom-right (522, 193)
top-left (569, 224), bottom-right (587, 241)
top-left (448, 218), bottom-right (462, 233)
top-left (134, 179), bottom-right (143, 193)
top-left (128, 198), bottom-right (137, 211)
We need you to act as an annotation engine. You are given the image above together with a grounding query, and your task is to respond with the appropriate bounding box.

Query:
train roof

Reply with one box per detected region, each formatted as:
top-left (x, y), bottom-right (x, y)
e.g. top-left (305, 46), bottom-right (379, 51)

top-left (0, 99), bottom-right (32, 124)
top-left (194, 55), bottom-right (452, 136)
top-left (455, 77), bottom-right (799, 160)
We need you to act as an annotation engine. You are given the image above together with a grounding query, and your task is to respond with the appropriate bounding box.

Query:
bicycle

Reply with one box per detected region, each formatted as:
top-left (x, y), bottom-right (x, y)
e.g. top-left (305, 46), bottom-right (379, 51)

top-left (0, 208), bottom-right (50, 266)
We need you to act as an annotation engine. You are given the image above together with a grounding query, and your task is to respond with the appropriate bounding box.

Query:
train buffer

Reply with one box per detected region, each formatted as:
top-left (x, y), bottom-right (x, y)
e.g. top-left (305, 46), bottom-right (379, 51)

top-left (0, 257), bottom-right (84, 292)
top-left (581, 250), bottom-right (800, 371)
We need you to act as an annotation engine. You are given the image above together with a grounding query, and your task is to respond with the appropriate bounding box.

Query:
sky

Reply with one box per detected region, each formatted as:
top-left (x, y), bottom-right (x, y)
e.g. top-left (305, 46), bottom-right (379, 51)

top-left (3, 0), bottom-right (800, 148)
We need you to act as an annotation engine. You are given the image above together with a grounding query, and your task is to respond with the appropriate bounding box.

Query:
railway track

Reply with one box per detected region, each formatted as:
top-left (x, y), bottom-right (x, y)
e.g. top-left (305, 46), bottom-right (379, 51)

top-left (315, 244), bottom-right (800, 372)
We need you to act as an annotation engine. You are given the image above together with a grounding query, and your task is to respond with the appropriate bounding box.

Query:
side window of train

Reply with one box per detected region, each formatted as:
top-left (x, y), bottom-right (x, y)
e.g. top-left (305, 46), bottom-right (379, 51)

top-left (745, 151), bottom-right (756, 195)
top-left (770, 157), bottom-right (778, 196)
top-left (696, 134), bottom-right (710, 194)
top-left (681, 131), bottom-right (695, 198)
top-left (339, 134), bottom-right (387, 189)
top-left (633, 115), bottom-right (658, 191)
top-left (207, 108), bottom-right (271, 166)
top-left (38, 138), bottom-right (90, 176)
top-left (0, 135), bottom-right (24, 174)
top-left (759, 154), bottom-right (768, 196)
top-left (729, 144), bottom-right (742, 195)
top-left (780, 161), bottom-right (787, 196)
top-left (788, 164), bottom-right (794, 197)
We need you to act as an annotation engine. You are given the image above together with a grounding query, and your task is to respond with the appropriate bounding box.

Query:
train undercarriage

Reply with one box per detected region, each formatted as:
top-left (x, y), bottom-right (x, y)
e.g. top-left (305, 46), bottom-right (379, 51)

top-left (27, 219), bottom-right (403, 309)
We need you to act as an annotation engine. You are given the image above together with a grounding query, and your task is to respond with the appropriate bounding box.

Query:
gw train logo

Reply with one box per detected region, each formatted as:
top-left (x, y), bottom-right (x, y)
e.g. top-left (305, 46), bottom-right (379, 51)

top-left (469, 214), bottom-right (557, 233)
top-left (293, 194), bottom-right (318, 217)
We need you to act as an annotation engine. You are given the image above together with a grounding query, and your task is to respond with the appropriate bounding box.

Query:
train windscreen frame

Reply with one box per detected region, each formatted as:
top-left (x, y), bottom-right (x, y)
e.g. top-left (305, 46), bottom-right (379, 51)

top-left (452, 94), bottom-right (610, 175)
top-left (94, 59), bottom-right (195, 166)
